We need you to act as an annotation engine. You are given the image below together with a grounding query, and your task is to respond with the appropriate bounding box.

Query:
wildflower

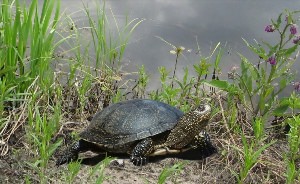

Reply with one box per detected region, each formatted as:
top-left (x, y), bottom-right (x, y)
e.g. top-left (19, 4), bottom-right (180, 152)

top-left (265, 24), bottom-right (275, 32)
top-left (170, 46), bottom-right (185, 55)
top-left (266, 54), bottom-right (276, 65)
top-left (228, 66), bottom-right (239, 80)
top-left (290, 24), bottom-right (298, 35)
top-left (293, 82), bottom-right (300, 92)
top-left (170, 50), bottom-right (177, 55)
top-left (293, 35), bottom-right (300, 44)
top-left (231, 66), bottom-right (239, 73)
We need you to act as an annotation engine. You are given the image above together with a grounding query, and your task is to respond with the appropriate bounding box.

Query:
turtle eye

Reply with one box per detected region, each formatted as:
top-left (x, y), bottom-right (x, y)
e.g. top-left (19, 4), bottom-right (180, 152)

top-left (194, 104), bottom-right (211, 115)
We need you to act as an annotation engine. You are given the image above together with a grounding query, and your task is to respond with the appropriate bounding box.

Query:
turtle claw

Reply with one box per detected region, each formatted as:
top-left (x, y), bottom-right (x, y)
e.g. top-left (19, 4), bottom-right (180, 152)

top-left (56, 150), bottom-right (79, 166)
top-left (130, 156), bottom-right (148, 166)
top-left (56, 157), bottom-right (67, 166)
top-left (56, 154), bottom-right (78, 166)
top-left (130, 138), bottom-right (153, 166)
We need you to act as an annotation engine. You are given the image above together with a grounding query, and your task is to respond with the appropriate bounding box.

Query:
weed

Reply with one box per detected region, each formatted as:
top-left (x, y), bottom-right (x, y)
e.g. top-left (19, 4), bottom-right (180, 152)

top-left (134, 64), bottom-right (149, 98)
top-left (65, 161), bottom-right (82, 184)
top-left (158, 161), bottom-right (187, 184)
top-left (88, 157), bottom-right (115, 184)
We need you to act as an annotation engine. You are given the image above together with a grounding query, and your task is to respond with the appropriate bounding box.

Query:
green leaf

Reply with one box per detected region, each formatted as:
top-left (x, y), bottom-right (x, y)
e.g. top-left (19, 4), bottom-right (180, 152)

top-left (240, 55), bottom-right (248, 77)
top-left (279, 78), bottom-right (287, 90)
top-left (158, 162), bottom-right (187, 184)
top-left (206, 80), bottom-right (229, 90)
top-left (265, 86), bottom-right (274, 98)
top-left (276, 13), bottom-right (283, 28)
top-left (0, 66), bottom-right (17, 76)
top-left (252, 140), bottom-right (276, 165)
top-left (242, 38), bottom-right (267, 59)
top-left (206, 80), bottom-right (241, 96)
top-left (282, 45), bottom-right (298, 57)
top-left (214, 46), bottom-right (223, 68)
top-left (246, 75), bottom-right (253, 92)
top-left (273, 104), bottom-right (289, 115)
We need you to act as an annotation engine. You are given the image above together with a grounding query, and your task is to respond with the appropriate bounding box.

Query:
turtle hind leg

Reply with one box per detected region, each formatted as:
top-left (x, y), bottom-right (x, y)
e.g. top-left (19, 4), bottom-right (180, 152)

top-left (130, 138), bottom-right (154, 166)
top-left (56, 140), bottom-right (84, 166)
top-left (56, 139), bottom-right (106, 166)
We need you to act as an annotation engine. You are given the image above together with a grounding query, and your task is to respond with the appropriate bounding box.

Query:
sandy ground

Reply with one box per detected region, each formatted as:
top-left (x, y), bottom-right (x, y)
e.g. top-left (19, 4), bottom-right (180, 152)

top-left (0, 117), bottom-right (298, 183)
top-left (1, 133), bottom-right (299, 183)
top-left (56, 146), bottom-right (220, 184)
top-left (0, 141), bottom-right (222, 184)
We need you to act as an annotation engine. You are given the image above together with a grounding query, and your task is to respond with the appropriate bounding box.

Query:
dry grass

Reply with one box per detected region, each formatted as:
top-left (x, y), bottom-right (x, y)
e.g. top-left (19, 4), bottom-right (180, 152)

top-left (1, 88), bottom-right (298, 184)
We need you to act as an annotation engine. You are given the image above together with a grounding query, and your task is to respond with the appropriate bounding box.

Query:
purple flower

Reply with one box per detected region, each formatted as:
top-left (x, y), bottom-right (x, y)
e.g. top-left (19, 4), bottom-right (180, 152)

top-left (294, 82), bottom-right (300, 92)
top-left (265, 24), bottom-right (275, 32)
top-left (266, 54), bottom-right (276, 65)
top-left (290, 24), bottom-right (298, 35)
top-left (293, 35), bottom-right (300, 44)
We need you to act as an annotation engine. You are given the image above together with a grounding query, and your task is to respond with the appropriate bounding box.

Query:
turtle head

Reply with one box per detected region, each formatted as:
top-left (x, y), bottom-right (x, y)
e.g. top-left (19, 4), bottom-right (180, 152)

top-left (175, 103), bottom-right (212, 130)
top-left (164, 104), bottom-right (212, 149)
top-left (193, 104), bottom-right (211, 117)
top-left (186, 103), bottom-right (211, 128)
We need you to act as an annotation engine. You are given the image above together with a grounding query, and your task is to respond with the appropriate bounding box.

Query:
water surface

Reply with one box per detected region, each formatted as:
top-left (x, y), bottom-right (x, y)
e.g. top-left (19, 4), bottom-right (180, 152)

top-left (57, 0), bottom-right (300, 88)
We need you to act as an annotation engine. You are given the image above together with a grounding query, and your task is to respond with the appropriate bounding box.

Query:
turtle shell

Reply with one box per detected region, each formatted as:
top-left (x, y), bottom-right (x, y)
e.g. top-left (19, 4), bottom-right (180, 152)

top-left (80, 99), bottom-right (184, 146)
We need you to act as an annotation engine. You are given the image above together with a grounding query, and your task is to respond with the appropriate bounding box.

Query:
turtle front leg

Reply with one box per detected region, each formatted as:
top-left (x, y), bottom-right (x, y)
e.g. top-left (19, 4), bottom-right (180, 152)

top-left (190, 131), bottom-right (211, 149)
top-left (130, 138), bottom-right (154, 166)
top-left (56, 141), bottom-right (81, 166)
top-left (190, 131), bottom-right (217, 157)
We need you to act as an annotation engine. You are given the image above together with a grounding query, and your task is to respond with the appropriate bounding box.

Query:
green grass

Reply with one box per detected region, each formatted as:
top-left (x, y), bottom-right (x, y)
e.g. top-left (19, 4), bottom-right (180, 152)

top-left (157, 161), bottom-right (187, 184)
top-left (0, 1), bottom-right (299, 183)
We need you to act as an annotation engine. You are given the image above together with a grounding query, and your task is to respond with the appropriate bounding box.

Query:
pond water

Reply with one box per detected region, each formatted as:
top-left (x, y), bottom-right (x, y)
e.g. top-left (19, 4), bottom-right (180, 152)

top-left (57, 0), bottom-right (300, 88)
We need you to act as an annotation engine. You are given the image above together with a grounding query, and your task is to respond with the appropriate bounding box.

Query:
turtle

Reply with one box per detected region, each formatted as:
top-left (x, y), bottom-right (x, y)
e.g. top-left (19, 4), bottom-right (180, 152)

top-left (56, 99), bottom-right (212, 166)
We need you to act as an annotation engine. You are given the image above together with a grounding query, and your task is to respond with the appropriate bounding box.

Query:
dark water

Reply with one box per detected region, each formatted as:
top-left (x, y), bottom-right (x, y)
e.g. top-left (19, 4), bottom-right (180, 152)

top-left (57, 0), bottom-right (300, 88)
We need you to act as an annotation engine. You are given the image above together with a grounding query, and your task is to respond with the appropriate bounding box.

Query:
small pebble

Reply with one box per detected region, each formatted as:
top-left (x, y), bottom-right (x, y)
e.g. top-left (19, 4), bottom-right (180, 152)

top-left (110, 159), bottom-right (125, 167)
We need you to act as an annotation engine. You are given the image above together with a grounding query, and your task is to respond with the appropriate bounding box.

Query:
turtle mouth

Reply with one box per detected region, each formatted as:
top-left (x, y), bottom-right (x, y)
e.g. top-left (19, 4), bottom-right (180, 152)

top-left (194, 104), bottom-right (211, 115)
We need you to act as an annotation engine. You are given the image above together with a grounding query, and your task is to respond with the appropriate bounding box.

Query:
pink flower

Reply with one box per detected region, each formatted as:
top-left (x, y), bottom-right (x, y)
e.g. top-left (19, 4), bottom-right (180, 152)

top-left (290, 24), bottom-right (298, 35)
top-left (265, 25), bottom-right (275, 32)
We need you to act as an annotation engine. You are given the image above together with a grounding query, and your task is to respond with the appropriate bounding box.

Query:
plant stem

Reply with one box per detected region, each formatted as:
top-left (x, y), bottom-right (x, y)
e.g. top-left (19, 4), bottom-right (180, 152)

top-left (171, 52), bottom-right (179, 88)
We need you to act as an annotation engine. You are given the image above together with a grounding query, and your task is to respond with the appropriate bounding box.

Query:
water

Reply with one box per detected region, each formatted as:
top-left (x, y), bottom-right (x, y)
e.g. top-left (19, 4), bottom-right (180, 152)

top-left (56, 1), bottom-right (300, 88)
